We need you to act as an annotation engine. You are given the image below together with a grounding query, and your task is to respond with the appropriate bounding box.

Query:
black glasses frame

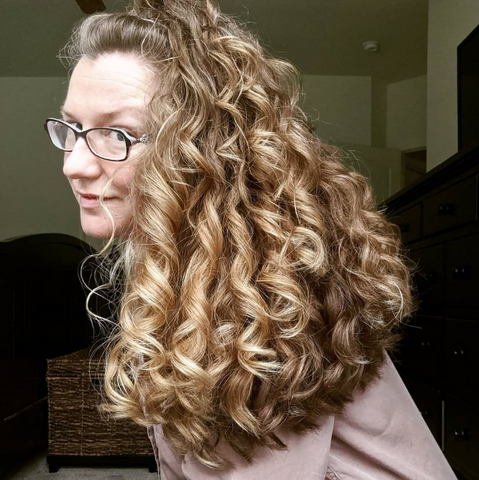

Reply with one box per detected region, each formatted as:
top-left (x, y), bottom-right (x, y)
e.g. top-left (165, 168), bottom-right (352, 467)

top-left (44, 117), bottom-right (149, 162)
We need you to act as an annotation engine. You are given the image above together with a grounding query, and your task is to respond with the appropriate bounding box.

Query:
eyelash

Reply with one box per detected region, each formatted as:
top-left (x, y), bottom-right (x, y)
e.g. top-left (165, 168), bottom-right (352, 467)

top-left (111, 126), bottom-right (135, 137)
top-left (63, 119), bottom-right (135, 137)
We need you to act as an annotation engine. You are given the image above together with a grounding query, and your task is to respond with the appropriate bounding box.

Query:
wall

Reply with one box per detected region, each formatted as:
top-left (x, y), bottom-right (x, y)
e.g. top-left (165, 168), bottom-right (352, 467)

top-left (427, 0), bottom-right (479, 171)
top-left (341, 144), bottom-right (403, 204)
top-left (386, 76), bottom-right (427, 151)
top-left (2, 74), bottom-right (376, 241)
top-left (301, 75), bottom-right (372, 146)
top-left (0, 77), bottom-right (82, 241)
top-left (301, 75), bottom-right (406, 204)
top-left (371, 78), bottom-right (388, 149)
top-left (301, 2), bottom-right (479, 175)
top-left (0, 72), bottom-right (410, 240)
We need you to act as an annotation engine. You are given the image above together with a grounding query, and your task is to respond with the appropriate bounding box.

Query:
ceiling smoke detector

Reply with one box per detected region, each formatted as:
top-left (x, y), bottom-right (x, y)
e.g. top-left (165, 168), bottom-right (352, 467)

top-left (363, 41), bottom-right (380, 52)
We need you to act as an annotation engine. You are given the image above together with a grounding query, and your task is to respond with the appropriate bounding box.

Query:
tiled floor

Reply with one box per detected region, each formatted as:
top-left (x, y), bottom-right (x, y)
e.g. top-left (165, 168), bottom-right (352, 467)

top-left (3, 450), bottom-right (159, 480)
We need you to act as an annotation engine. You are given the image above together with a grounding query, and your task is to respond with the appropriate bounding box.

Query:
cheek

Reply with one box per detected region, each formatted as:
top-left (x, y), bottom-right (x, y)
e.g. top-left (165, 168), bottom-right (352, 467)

top-left (67, 176), bottom-right (76, 194)
top-left (108, 163), bottom-right (137, 194)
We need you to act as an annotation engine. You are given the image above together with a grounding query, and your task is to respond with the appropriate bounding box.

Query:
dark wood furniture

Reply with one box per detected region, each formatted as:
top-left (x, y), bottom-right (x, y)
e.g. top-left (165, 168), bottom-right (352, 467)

top-left (384, 144), bottom-right (479, 480)
top-left (0, 234), bottom-right (96, 471)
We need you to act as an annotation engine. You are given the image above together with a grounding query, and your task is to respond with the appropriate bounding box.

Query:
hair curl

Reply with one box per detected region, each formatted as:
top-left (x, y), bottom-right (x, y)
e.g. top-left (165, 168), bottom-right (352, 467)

top-left (64, 0), bottom-right (416, 469)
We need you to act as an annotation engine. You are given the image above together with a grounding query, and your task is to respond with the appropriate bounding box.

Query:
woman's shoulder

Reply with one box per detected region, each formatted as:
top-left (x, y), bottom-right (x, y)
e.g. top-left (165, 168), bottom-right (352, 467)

top-left (329, 355), bottom-right (457, 479)
top-left (148, 417), bottom-right (336, 480)
top-left (147, 357), bottom-right (457, 479)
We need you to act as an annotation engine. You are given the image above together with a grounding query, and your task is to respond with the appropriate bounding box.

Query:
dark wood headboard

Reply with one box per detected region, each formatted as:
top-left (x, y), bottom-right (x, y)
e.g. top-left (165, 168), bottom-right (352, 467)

top-left (0, 233), bottom-right (97, 466)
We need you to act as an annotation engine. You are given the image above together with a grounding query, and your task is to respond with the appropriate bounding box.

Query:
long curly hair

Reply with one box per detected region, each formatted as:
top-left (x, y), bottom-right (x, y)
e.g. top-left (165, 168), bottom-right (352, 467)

top-left (64, 0), bottom-right (416, 469)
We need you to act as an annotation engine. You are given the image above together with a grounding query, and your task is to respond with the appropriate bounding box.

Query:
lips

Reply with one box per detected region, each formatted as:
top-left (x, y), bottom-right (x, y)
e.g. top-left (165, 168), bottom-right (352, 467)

top-left (81, 194), bottom-right (112, 200)
top-left (79, 193), bottom-right (116, 208)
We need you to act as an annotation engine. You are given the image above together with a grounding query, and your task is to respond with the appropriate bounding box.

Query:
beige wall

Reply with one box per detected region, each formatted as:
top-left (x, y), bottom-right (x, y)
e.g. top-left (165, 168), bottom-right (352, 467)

top-left (0, 77), bottom-right (82, 241)
top-left (371, 78), bottom-right (388, 149)
top-left (301, 75), bottom-right (404, 204)
top-left (387, 76), bottom-right (427, 151)
top-left (301, 75), bottom-right (372, 146)
top-left (3, 74), bottom-right (377, 241)
top-left (427, 0), bottom-right (479, 171)
top-left (0, 70), bottom-right (417, 240)
top-left (341, 144), bottom-right (403, 204)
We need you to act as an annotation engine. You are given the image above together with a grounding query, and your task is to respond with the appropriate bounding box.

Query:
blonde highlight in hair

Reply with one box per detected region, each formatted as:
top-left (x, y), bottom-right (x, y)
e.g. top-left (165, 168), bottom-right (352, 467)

top-left (66, 0), bottom-right (417, 469)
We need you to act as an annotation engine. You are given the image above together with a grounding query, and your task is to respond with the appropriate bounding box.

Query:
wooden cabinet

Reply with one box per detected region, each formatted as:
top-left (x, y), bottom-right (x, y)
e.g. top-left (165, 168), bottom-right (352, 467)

top-left (445, 395), bottom-right (479, 479)
top-left (402, 374), bottom-right (442, 445)
top-left (445, 234), bottom-right (479, 309)
top-left (399, 315), bottom-right (444, 385)
top-left (445, 318), bottom-right (479, 395)
top-left (385, 145), bottom-right (479, 480)
top-left (422, 175), bottom-right (477, 236)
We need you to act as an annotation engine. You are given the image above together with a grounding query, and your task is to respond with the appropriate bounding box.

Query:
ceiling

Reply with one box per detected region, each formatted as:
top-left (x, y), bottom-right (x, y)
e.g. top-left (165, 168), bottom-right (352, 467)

top-left (0, 0), bottom-right (428, 82)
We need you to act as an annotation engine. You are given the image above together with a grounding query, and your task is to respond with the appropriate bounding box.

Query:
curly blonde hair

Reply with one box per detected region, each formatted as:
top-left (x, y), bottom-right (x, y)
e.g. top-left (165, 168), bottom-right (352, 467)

top-left (65, 0), bottom-right (416, 469)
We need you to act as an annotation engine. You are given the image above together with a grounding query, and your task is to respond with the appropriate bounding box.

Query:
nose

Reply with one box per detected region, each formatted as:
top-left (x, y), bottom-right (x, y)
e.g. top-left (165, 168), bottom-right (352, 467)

top-left (63, 137), bottom-right (103, 180)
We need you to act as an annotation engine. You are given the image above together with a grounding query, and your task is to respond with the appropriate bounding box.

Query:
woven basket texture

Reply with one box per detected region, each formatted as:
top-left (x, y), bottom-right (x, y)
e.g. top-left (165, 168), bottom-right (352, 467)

top-left (47, 348), bottom-right (153, 456)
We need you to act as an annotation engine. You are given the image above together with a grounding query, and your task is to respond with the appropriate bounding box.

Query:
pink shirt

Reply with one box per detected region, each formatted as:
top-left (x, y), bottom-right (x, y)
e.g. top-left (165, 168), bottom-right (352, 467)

top-left (147, 356), bottom-right (457, 479)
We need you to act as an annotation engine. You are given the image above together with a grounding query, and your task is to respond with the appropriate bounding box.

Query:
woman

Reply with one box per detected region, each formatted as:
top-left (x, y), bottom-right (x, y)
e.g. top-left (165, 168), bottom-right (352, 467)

top-left (45, 0), bottom-right (457, 478)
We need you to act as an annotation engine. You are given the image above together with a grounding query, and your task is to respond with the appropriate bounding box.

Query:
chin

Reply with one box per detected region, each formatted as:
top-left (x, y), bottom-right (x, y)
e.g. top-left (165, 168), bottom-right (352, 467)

top-left (80, 214), bottom-right (117, 239)
top-left (79, 207), bottom-right (133, 240)
top-left (81, 217), bottom-right (133, 239)
top-left (81, 222), bottom-right (114, 239)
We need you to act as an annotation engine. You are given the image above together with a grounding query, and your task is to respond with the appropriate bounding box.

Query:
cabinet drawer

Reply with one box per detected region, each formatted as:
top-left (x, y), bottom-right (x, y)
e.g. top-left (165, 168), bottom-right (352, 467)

top-left (445, 395), bottom-right (479, 479)
top-left (446, 318), bottom-right (479, 395)
top-left (423, 175), bottom-right (477, 236)
top-left (402, 375), bottom-right (442, 446)
top-left (445, 233), bottom-right (479, 308)
top-left (398, 315), bottom-right (443, 385)
top-left (409, 245), bottom-right (444, 311)
top-left (391, 203), bottom-right (422, 244)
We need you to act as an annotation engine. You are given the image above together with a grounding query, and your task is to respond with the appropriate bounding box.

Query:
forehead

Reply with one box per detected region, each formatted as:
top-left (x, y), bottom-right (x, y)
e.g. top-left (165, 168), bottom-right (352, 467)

top-left (63, 53), bottom-right (153, 121)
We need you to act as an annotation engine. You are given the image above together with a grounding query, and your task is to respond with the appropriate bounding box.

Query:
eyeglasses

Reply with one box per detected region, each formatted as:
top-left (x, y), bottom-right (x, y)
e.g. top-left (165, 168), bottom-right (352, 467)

top-left (44, 118), bottom-right (149, 162)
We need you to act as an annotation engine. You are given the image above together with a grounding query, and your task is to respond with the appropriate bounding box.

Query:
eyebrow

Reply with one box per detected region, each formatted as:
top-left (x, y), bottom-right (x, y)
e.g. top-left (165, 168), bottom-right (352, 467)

top-left (60, 107), bottom-right (141, 121)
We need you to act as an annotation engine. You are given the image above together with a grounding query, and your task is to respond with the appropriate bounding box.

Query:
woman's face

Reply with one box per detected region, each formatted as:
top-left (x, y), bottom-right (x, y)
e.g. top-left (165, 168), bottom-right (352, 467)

top-left (62, 53), bottom-right (153, 238)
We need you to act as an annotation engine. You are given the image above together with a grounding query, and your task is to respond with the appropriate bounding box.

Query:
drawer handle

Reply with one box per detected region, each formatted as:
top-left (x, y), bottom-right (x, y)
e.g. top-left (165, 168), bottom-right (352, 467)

top-left (438, 203), bottom-right (455, 215)
top-left (420, 409), bottom-right (431, 419)
top-left (452, 266), bottom-right (470, 279)
top-left (453, 348), bottom-right (466, 357)
top-left (453, 429), bottom-right (469, 441)
top-left (420, 340), bottom-right (431, 348)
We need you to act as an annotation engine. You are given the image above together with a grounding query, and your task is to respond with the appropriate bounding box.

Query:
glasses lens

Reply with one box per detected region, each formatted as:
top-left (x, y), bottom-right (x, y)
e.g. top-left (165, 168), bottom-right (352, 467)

top-left (87, 129), bottom-right (127, 161)
top-left (47, 120), bottom-right (76, 151)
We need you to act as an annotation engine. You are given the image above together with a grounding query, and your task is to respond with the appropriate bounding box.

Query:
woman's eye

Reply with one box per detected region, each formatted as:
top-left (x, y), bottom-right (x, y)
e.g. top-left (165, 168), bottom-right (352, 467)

top-left (106, 130), bottom-right (126, 142)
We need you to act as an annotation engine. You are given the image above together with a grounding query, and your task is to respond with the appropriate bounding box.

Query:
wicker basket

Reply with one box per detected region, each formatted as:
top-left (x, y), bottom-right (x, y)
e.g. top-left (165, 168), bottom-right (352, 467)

top-left (47, 348), bottom-right (155, 470)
